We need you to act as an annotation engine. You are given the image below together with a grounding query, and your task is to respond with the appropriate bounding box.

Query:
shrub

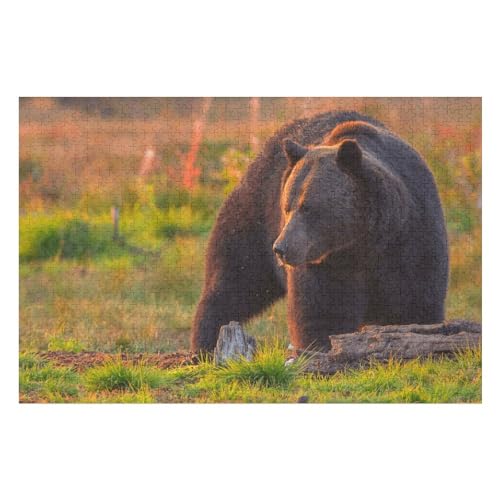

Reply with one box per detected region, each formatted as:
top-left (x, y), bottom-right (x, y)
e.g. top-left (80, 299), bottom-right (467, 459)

top-left (47, 336), bottom-right (85, 353)
top-left (20, 213), bottom-right (113, 262)
top-left (20, 220), bottom-right (61, 261)
top-left (60, 219), bottom-right (93, 259)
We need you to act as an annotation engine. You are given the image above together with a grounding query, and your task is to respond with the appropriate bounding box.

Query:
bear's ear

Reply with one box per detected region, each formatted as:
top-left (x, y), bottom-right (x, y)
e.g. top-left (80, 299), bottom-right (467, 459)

top-left (337, 139), bottom-right (362, 170)
top-left (283, 139), bottom-right (308, 165)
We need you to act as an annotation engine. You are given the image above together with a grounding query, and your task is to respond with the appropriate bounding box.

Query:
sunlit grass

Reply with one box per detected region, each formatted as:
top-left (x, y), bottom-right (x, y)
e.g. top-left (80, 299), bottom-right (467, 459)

top-left (81, 388), bottom-right (157, 404)
top-left (212, 339), bottom-right (309, 388)
top-left (18, 345), bottom-right (481, 403)
top-left (296, 348), bottom-right (481, 403)
top-left (189, 347), bottom-right (481, 403)
top-left (19, 355), bottom-right (80, 402)
top-left (19, 235), bottom-right (207, 352)
top-left (446, 226), bottom-right (481, 322)
top-left (47, 336), bottom-right (86, 353)
top-left (84, 361), bottom-right (166, 392)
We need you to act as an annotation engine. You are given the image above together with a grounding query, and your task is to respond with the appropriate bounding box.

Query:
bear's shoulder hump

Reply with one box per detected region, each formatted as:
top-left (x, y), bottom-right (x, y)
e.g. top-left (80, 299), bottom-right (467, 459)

top-left (324, 121), bottom-right (380, 145)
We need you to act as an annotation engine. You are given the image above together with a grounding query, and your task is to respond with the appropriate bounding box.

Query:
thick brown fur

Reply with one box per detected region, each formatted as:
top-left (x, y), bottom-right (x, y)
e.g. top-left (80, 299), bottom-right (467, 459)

top-left (190, 111), bottom-right (449, 352)
top-left (324, 120), bottom-right (379, 144)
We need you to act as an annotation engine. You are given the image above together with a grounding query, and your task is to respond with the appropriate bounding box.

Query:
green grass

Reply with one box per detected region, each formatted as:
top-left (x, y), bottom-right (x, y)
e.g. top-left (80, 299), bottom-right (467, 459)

top-left (295, 349), bottom-right (481, 403)
top-left (19, 355), bottom-right (80, 402)
top-left (18, 345), bottom-right (481, 404)
top-left (19, 235), bottom-right (207, 353)
top-left (20, 213), bottom-right (117, 262)
top-left (48, 336), bottom-right (86, 353)
top-left (213, 339), bottom-right (309, 388)
top-left (84, 361), bottom-right (166, 392)
top-left (81, 388), bottom-right (157, 403)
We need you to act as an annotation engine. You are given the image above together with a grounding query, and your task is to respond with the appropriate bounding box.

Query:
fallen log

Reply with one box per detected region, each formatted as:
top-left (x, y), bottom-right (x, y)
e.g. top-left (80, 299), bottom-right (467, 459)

top-left (299, 320), bottom-right (481, 375)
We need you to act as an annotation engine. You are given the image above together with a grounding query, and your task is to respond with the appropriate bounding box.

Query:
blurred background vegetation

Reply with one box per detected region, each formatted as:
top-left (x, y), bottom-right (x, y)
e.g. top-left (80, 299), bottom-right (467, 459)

top-left (19, 97), bottom-right (481, 353)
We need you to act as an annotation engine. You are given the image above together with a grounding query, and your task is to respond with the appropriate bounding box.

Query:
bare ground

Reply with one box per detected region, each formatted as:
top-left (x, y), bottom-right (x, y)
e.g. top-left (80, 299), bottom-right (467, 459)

top-left (39, 351), bottom-right (198, 371)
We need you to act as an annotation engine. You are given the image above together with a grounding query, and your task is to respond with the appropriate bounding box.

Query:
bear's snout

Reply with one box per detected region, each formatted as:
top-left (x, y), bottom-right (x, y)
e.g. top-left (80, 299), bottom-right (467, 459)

top-left (274, 214), bottom-right (312, 266)
top-left (273, 241), bottom-right (286, 261)
top-left (273, 237), bottom-right (306, 267)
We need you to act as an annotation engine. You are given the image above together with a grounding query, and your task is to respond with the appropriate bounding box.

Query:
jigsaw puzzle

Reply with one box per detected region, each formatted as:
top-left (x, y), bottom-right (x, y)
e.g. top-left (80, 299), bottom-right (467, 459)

top-left (19, 97), bottom-right (482, 403)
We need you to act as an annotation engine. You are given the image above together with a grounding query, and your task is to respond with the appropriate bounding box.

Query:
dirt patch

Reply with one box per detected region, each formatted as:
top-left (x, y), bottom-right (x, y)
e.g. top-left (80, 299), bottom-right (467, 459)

top-left (40, 351), bottom-right (198, 371)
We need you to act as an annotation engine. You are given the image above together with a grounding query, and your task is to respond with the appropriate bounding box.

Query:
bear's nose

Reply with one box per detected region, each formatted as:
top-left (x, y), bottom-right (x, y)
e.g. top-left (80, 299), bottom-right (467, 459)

top-left (273, 243), bottom-right (285, 260)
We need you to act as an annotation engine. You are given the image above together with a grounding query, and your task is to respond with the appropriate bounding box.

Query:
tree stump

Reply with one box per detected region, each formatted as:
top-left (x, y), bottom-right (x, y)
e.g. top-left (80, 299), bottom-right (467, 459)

top-left (214, 321), bottom-right (257, 365)
top-left (300, 320), bottom-right (481, 374)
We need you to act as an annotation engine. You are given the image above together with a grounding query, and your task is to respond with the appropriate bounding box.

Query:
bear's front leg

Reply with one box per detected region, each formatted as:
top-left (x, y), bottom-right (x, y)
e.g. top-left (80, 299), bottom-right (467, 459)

top-left (286, 264), bottom-right (368, 351)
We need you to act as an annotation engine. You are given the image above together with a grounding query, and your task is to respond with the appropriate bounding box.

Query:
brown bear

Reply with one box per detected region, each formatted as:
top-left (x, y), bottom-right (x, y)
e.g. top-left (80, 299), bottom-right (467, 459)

top-left (190, 111), bottom-right (449, 352)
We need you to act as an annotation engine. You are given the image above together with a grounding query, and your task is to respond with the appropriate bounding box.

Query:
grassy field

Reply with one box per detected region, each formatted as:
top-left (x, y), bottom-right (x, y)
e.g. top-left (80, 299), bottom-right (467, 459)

top-left (19, 345), bottom-right (481, 403)
top-left (19, 97), bottom-right (481, 403)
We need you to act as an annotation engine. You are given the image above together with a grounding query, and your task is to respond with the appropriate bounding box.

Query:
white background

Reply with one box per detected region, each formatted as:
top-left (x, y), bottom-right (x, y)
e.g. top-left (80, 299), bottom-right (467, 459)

top-left (1, 1), bottom-right (498, 499)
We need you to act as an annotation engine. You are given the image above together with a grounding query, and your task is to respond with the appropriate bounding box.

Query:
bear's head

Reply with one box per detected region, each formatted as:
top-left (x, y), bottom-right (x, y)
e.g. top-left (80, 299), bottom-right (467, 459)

top-left (273, 138), bottom-right (368, 267)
